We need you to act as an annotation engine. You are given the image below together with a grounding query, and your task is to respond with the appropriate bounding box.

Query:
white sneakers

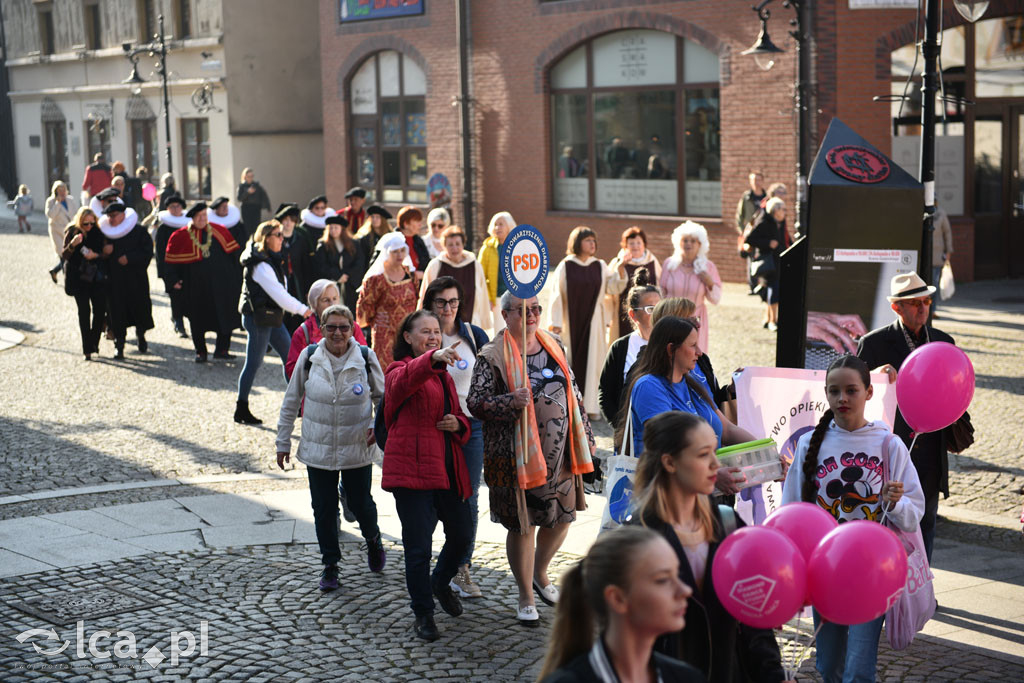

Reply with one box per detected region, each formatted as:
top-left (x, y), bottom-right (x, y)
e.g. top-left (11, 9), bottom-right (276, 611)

top-left (517, 604), bottom-right (540, 627)
top-left (449, 564), bottom-right (482, 599)
top-left (533, 579), bottom-right (559, 606)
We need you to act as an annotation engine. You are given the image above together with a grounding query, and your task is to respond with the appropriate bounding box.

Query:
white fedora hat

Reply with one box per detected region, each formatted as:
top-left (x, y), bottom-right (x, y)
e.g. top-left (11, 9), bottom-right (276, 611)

top-left (887, 272), bottom-right (937, 302)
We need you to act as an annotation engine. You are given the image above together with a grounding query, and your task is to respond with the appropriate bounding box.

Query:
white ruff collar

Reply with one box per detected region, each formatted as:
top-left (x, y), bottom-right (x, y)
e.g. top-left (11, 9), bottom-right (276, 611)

top-left (158, 211), bottom-right (190, 229)
top-left (99, 207), bottom-right (139, 240)
top-left (437, 251), bottom-right (476, 268)
top-left (300, 207), bottom-right (337, 230)
top-left (89, 196), bottom-right (123, 217)
top-left (210, 203), bottom-right (241, 229)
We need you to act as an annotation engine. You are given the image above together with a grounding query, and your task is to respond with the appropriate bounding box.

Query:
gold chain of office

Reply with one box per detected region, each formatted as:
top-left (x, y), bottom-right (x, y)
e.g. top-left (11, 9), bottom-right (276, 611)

top-left (188, 225), bottom-right (214, 258)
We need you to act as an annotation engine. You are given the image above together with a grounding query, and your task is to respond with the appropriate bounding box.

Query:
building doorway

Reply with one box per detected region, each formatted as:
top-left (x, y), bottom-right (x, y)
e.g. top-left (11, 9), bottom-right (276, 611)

top-left (43, 121), bottom-right (67, 189)
top-left (973, 104), bottom-right (1024, 279)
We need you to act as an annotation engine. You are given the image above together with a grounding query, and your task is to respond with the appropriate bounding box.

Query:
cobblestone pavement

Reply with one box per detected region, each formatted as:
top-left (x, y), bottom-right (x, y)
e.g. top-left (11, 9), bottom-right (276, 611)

top-left (1, 216), bottom-right (1022, 680)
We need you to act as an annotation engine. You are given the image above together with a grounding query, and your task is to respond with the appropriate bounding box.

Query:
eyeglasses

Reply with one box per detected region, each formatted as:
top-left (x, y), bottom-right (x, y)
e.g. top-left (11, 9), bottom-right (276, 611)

top-left (899, 298), bottom-right (932, 309)
top-left (506, 305), bottom-right (543, 317)
top-left (431, 222), bottom-right (446, 229)
top-left (432, 298), bottom-right (460, 309)
top-left (632, 305), bottom-right (656, 314)
top-left (81, 222), bottom-right (97, 227)
top-left (269, 232), bottom-right (283, 238)
top-left (323, 323), bottom-right (352, 334)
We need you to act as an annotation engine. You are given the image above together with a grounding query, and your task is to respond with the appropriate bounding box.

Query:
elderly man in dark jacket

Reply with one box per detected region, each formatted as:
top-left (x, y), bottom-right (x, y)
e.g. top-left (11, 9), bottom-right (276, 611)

top-left (858, 272), bottom-right (954, 562)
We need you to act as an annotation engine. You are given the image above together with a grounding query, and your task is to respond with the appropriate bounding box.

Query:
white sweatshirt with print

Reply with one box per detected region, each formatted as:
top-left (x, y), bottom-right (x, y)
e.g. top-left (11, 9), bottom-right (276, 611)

top-left (782, 420), bottom-right (925, 532)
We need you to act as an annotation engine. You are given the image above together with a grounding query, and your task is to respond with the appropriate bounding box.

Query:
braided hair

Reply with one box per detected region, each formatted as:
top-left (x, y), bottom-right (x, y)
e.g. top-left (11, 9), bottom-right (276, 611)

top-left (800, 354), bottom-right (872, 503)
top-left (622, 267), bottom-right (661, 323)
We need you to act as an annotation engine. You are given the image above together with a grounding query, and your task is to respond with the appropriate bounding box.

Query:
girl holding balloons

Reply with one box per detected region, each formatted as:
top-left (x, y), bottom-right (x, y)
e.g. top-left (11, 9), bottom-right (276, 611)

top-left (782, 354), bottom-right (924, 683)
top-left (632, 411), bottom-right (788, 683)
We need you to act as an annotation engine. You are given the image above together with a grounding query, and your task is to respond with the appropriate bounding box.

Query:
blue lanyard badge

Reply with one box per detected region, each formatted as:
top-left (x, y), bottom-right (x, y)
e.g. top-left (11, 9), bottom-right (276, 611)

top-left (352, 384), bottom-right (364, 396)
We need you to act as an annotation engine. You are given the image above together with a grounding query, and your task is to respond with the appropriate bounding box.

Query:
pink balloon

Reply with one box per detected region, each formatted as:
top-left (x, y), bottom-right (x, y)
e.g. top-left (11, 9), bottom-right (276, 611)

top-left (808, 521), bottom-right (908, 625)
top-left (765, 502), bottom-right (839, 564)
top-left (142, 183), bottom-right (157, 202)
top-left (712, 526), bottom-right (807, 629)
top-left (896, 341), bottom-right (974, 434)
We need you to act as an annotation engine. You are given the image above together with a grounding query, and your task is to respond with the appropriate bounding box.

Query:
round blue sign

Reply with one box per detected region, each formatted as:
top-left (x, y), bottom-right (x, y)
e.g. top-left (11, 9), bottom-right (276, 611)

top-left (541, 368), bottom-right (554, 379)
top-left (456, 359), bottom-right (469, 371)
top-left (352, 384), bottom-right (364, 396)
top-left (500, 225), bottom-right (550, 299)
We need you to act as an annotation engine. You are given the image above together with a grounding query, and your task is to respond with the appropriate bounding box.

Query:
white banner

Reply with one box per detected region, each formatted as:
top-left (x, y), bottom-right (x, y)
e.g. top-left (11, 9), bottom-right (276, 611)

top-left (733, 367), bottom-right (897, 525)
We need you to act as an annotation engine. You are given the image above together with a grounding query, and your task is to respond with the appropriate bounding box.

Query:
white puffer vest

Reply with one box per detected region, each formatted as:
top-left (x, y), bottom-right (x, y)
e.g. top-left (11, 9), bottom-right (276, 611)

top-left (295, 342), bottom-right (376, 471)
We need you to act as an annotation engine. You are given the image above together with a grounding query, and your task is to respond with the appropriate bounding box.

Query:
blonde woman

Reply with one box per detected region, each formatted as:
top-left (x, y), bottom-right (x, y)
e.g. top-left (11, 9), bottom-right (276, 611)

top-left (549, 227), bottom-right (627, 417)
top-left (45, 180), bottom-right (77, 282)
top-left (661, 221), bottom-right (722, 353)
top-left (61, 207), bottom-right (110, 360)
top-left (478, 211), bottom-right (516, 333)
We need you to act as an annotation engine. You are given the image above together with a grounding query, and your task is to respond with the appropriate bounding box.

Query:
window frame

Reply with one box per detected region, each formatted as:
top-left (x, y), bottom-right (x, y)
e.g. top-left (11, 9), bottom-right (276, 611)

top-left (83, 1), bottom-right (102, 50)
top-left (548, 32), bottom-right (721, 217)
top-left (85, 118), bottom-right (112, 163)
top-left (180, 117), bottom-right (211, 200)
top-left (348, 51), bottom-right (428, 205)
top-left (38, 7), bottom-right (55, 55)
top-left (43, 121), bottom-right (67, 189)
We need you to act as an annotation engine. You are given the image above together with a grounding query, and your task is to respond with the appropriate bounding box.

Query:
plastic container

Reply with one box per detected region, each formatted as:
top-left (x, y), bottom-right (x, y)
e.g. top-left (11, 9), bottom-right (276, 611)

top-left (716, 438), bottom-right (784, 490)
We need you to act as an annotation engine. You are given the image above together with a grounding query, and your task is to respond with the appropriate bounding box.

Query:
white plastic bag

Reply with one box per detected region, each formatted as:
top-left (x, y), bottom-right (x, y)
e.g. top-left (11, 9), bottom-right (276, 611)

top-left (600, 396), bottom-right (638, 532)
top-left (939, 262), bottom-right (955, 301)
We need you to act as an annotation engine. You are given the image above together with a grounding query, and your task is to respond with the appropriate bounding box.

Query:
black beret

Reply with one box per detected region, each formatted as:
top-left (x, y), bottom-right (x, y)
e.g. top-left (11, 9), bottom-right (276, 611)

top-left (186, 201), bottom-right (208, 218)
top-left (210, 196), bottom-right (230, 210)
top-left (103, 203), bottom-right (125, 215)
top-left (307, 195), bottom-right (328, 209)
top-left (275, 203), bottom-right (300, 221)
top-left (96, 188), bottom-right (121, 200)
top-left (324, 214), bottom-right (349, 227)
top-left (344, 187), bottom-right (367, 199)
top-left (164, 195), bottom-right (186, 208)
top-left (366, 204), bottom-right (392, 219)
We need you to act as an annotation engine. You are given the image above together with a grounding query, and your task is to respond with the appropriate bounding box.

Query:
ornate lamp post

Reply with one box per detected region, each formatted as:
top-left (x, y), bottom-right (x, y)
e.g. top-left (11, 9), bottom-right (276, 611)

top-left (122, 14), bottom-right (173, 175)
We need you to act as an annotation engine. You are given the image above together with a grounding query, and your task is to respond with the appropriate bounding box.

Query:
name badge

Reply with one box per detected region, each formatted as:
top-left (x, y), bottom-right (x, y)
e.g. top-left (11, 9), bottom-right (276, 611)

top-left (352, 384), bottom-right (364, 396)
top-left (456, 359), bottom-right (469, 371)
top-left (541, 368), bottom-right (554, 379)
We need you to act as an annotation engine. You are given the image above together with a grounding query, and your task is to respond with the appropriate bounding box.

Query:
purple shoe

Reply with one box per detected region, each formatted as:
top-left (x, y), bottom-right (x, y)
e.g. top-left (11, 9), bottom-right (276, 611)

top-left (367, 534), bottom-right (386, 573)
top-left (319, 564), bottom-right (339, 592)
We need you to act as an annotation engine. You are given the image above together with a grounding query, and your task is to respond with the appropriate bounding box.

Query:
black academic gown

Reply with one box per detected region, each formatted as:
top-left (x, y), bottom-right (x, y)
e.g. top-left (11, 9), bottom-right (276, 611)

top-left (858, 320), bottom-right (955, 498)
top-left (167, 240), bottom-right (239, 336)
top-left (106, 224), bottom-right (154, 339)
top-left (280, 227), bottom-right (315, 331)
top-left (154, 222), bottom-right (187, 321)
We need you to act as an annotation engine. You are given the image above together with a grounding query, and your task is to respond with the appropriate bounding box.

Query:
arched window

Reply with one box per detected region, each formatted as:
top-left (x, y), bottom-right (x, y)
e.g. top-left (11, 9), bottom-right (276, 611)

top-left (349, 50), bottom-right (427, 203)
top-left (550, 29), bottom-right (720, 216)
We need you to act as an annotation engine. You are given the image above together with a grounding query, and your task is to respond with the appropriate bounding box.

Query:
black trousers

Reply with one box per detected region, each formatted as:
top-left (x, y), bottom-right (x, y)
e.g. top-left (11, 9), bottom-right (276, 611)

top-left (74, 289), bottom-right (106, 355)
top-left (191, 327), bottom-right (231, 356)
top-left (307, 464), bottom-right (380, 567)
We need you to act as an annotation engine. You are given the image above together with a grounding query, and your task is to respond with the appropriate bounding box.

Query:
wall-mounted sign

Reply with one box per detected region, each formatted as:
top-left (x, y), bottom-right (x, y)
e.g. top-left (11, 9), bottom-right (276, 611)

top-left (340, 0), bottom-right (424, 23)
top-left (28, 135), bottom-right (40, 148)
top-left (849, 0), bottom-right (917, 8)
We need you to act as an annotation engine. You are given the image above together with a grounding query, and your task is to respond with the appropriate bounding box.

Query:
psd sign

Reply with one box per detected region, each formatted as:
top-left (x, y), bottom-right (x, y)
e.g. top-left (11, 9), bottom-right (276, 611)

top-left (500, 225), bottom-right (550, 298)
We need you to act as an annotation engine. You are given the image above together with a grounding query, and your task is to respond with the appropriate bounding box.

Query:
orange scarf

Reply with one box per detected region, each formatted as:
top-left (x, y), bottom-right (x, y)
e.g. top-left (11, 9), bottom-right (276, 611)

top-left (501, 328), bottom-right (594, 493)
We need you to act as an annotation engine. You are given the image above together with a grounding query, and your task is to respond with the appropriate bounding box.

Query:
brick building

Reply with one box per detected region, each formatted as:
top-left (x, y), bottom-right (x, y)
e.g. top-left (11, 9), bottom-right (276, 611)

top-left (319, 0), bottom-right (1024, 283)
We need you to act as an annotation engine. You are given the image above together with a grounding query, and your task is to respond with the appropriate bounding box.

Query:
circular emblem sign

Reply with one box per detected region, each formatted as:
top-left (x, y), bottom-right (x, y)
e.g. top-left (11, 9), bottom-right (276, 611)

top-left (500, 225), bottom-right (550, 299)
top-left (825, 145), bottom-right (891, 184)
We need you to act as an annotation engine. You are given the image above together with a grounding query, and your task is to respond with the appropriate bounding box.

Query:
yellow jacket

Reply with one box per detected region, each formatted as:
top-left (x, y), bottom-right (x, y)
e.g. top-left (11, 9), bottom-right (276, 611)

top-left (478, 235), bottom-right (501, 305)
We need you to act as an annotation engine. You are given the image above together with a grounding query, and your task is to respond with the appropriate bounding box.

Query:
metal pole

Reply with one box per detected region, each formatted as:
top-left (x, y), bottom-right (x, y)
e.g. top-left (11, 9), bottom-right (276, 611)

top-left (793, 0), bottom-right (812, 238)
top-left (455, 0), bottom-right (474, 246)
top-left (159, 14), bottom-right (173, 175)
top-left (919, 0), bottom-right (939, 288)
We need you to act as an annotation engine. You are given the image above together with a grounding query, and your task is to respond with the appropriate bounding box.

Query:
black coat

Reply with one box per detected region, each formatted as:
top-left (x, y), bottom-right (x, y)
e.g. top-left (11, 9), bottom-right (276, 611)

top-left (281, 227), bottom-right (316, 303)
top-left (746, 212), bottom-right (783, 265)
top-left (541, 647), bottom-right (705, 683)
top-left (857, 320), bottom-right (954, 497)
top-left (313, 241), bottom-right (366, 311)
top-left (106, 223), bottom-right (155, 335)
top-left (644, 507), bottom-right (786, 683)
top-left (62, 227), bottom-right (109, 297)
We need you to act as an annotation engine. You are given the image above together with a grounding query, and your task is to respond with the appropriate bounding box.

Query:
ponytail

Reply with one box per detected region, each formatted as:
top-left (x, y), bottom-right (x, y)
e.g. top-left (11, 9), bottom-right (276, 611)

top-left (537, 563), bottom-right (592, 679)
top-left (801, 408), bottom-right (833, 503)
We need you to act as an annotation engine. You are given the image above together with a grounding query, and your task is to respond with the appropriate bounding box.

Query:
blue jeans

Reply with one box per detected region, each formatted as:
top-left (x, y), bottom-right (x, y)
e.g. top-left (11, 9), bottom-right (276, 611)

top-left (460, 418), bottom-right (484, 566)
top-left (308, 464), bottom-right (379, 567)
top-left (237, 313), bottom-right (292, 401)
top-left (392, 487), bottom-right (472, 618)
top-left (813, 611), bottom-right (885, 683)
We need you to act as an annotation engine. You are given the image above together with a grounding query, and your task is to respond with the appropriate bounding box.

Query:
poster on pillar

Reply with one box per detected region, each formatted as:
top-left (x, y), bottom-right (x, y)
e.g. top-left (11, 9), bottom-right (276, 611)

top-left (733, 366), bottom-right (898, 525)
top-left (802, 119), bottom-right (923, 370)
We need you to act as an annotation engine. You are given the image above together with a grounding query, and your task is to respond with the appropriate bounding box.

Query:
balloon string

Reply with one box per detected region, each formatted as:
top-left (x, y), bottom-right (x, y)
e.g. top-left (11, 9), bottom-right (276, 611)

top-left (789, 619), bottom-right (825, 679)
top-left (908, 433), bottom-right (920, 453)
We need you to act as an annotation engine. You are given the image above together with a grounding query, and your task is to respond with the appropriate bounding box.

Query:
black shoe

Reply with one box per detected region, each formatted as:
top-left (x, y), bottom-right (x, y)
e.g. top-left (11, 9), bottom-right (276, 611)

top-left (367, 533), bottom-right (386, 573)
top-left (414, 615), bottom-right (440, 642)
top-left (49, 269), bottom-right (59, 284)
top-left (432, 582), bottom-right (463, 617)
top-left (233, 400), bottom-right (262, 425)
top-left (84, 353), bottom-right (91, 361)
top-left (137, 335), bottom-right (148, 353)
top-left (113, 347), bottom-right (125, 360)
top-left (195, 353), bottom-right (208, 363)
top-left (214, 351), bottom-right (233, 360)
top-left (173, 319), bottom-right (188, 338)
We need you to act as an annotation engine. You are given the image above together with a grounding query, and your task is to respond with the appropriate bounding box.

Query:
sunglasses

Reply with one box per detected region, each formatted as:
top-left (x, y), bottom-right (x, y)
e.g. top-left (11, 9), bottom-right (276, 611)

top-left (270, 232), bottom-right (283, 238)
top-left (507, 305), bottom-right (543, 317)
top-left (899, 298), bottom-right (932, 309)
top-left (632, 305), bottom-right (656, 314)
top-left (81, 222), bottom-right (97, 227)
top-left (431, 222), bottom-right (446, 229)
top-left (323, 323), bottom-right (352, 334)
top-left (432, 298), bottom-right (460, 309)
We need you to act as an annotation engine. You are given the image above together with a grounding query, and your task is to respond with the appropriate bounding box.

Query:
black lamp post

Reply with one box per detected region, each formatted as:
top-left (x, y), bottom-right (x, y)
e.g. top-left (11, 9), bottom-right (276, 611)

top-left (122, 14), bottom-right (173, 175)
top-left (742, 0), bottom-right (812, 238)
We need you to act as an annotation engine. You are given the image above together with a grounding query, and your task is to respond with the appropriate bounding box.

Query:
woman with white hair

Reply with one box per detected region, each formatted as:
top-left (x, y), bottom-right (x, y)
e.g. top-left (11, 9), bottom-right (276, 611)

top-left (746, 197), bottom-right (785, 331)
top-left (660, 221), bottom-right (721, 353)
top-left (424, 207), bottom-right (449, 259)
top-left (45, 180), bottom-right (77, 282)
top-left (356, 232), bottom-right (418, 370)
top-left (478, 211), bottom-right (516, 333)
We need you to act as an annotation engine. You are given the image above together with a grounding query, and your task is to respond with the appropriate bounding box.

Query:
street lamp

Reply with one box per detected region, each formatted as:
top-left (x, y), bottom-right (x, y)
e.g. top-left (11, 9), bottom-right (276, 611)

top-left (122, 13), bottom-right (173, 175)
top-left (742, 0), bottom-right (812, 238)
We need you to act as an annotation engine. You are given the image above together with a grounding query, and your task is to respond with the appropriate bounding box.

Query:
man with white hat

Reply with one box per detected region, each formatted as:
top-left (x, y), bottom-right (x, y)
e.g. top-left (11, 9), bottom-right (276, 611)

top-left (857, 271), bottom-right (955, 562)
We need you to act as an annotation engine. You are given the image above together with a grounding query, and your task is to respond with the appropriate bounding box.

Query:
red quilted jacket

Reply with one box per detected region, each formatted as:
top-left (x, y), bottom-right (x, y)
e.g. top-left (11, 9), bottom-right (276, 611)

top-left (382, 351), bottom-right (471, 498)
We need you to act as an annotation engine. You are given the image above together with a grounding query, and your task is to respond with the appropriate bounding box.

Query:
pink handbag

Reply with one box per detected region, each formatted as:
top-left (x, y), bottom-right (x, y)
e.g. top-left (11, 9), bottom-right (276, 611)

top-left (880, 433), bottom-right (936, 650)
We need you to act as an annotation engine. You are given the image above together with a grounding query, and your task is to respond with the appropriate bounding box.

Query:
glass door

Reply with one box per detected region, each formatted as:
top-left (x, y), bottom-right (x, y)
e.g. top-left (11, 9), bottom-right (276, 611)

top-left (972, 108), bottom-right (1005, 279)
top-left (44, 121), bottom-right (67, 188)
top-left (1011, 107), bottom-right (1024, 277)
